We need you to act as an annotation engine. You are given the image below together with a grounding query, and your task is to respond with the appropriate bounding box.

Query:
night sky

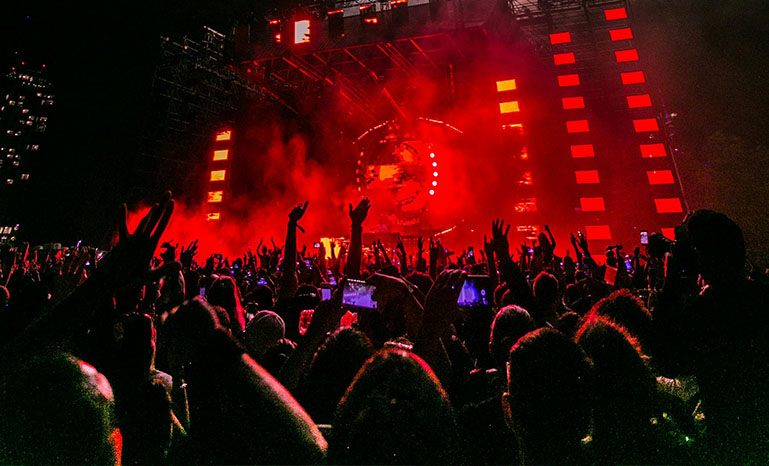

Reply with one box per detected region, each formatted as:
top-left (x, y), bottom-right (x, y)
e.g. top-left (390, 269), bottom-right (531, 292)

top-left (2, 0), bottom-right (768, 262)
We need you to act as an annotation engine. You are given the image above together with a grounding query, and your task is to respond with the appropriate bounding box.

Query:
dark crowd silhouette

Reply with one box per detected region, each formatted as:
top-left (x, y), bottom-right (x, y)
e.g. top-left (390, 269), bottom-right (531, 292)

top-left (1, 192), bottom-right (768, 464)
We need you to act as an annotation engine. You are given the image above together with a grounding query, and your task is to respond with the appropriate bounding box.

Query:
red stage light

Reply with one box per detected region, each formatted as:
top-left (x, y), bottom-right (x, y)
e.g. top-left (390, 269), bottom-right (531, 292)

top-left (661, 227), bottom-right (675, 240)
top-left (585, 225), bottom-right (612, 240)
top-left (626, 94), bottom-right (652, 108)
top-left (210, 170), bottom-right (226, 181)
top-left (604, 7), bottom-right (628, 20)
top-left (562, 96), bottom-right (585, 109)
top-left (207, 212), bottom-right (221, 221)
top-left (553, 52), bottom-right (576, 65)
top-left (575, 170), bottom-right (600, 184)
top-left (610, 28), bottom-right (633, 41)
top-left (647, 170), bottom-right (674, 185)
top-left (207, 191), bottom-right (224, 203)
top-left (633, 118), bottom-right (659, 132)
top-left (215, 130), bottom-right (232, 141)
top-left (621, 71), bottom-right (645, 85)
top-left (639, 143), bottom-right (667, 158)
top-left (580, 197), bottom-right (606, 211)
top-left (294, 20), bottom-right (311, 44)
top-left (496, 79), bottom-right (517, 92)
top-left (566, 120), bottom-right (590, 133)
top-left (570, 144), bottom-right (595, 158)
top-left (558, 74), bottom-right (580, 87)
top-left (655, 198), bottom-right (683, 213)
top-left (549, 32), bottom-right (571, 45)
top-left (615, 49), bottom-right (639, 63)
top-left (499, 101), bottom-right (520, 113)
top-left (213, 149), bottom-right (229, 161)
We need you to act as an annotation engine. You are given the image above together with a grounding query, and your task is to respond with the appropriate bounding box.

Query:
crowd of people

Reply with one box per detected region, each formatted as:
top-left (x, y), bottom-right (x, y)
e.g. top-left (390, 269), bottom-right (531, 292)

top-left (1, 191), bottom-right (768, 464)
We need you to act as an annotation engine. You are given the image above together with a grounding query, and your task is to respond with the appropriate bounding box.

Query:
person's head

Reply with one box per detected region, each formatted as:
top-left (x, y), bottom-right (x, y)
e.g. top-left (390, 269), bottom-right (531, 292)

top-left (684, 209), bottom-right (746, 282)
top-left (533, 272), bottom-right (559, 306)
top-left (329, 348), bottom-right (461, 464)
top-left (244, 310), bottom-right (286, 361)
top-left (405, 272), bottom-right (434, 297)
top-left (206, 275), bottom-right (246, 334)
top-left (120, 313), bottom-right (156, 375)
top-left (489, 305), bottom-right (536, 369)
top-left (245, 284), bottom-right (274, 311)
top-left (503, 329), bottom-right (591, 457)
top-left (115, 379), bottom-right (174, 465)
top-left (293, 284), bottom-right (321, 312)
top-left (0, 353), bottom-right (121, 464)
top-left (162, 297), bottom-right (220, 371)
top-left (586, 289), bottom-right (653, 354)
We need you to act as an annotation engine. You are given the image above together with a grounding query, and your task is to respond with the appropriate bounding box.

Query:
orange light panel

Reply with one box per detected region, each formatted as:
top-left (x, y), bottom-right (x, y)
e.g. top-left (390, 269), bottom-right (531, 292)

top-left (626, 94), bottom-right (652, 108)
top-left (640, 143), bottom-right (667, 158)
top-left (558, 74), bottom-right (580, 87)
top-left (655, 198), bottom-right (683, 213)
top-left (604, 7), bottom-right (628, 20)
top-left (207, 191), bottom-right (224, 203)
top-left (553, 52), bottom-right (575, 65)
top-left (615, 49), bottom-right (640, 62)
top-left (571, 144), bottom-right (595, 158)
top-left (207, 212), bottom-right (221, 221)
top-left (610, 28), bottom-right (633, 41)
top-left (562, 96), bottom-right (585, 109)
top-left (661, 227), bottom-right (675, 240)
top-left (585, 225), bottom-right (612, 240)
top-left (213, 149), bottom-right (229, 161)
top-left (210, 170), bottom-right (226, 182)
top-left (496, 79), bottom-right (517, 92)
top-left (633, 118), bottom-right (659, 132)
top-left (566, 120), bottom-right (590, 133)
top-left (647, 170), bottom-right (674, 185)
top-left (499, 101), bottom-right (520, 113)
top-left (575, 170), bottom-right (600, 184)
top-left (550, 32), bottom-right (571, 44)
top-left (215, 130), bottom-right (232, 141)
top-left (621, 71), bottom-right (645, 85)
top-left (294, 20), bottom-right (310, 44)
top-left (580, 197), bottom-right (606, 211)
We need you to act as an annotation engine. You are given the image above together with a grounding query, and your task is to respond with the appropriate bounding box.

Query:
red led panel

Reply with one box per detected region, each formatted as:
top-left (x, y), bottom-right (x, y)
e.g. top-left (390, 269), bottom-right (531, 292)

top-left (499, 101), bottom-right (520, 113)
top-left (566, 120), bottom-right (590, 133)
top-left (207, 191), bottom-right (223, 203)
top-left (558, 74), bottom-right (580, 87)
top-left (553, 52), bottom-right (576, 65)
top-left (496, 79), bottom-right (517, 92)
top-left (585, 225), bottom-right (612, 240)
top-left (661, 227), bottom-right (675, 240)
top-left (213, 149), bottom-right (229, 161)
top-left (655, 198), bottom-right (683, 214)
top-left (580, 197), bottom-right (606, 211)
top-left (215, 130), bottom-right (232, 141)
top-left (647, 170), bottom-right (674, 185)
top-left (626, 94), bottom-right (652, 108)
top-left (561, 96), bottom-right (585, 109)
top-left (210, 170), bottom-right (226, 182)
top-left (207, 212), bottom-right (221, 221)
top-left (575, 170), bottom-right (600, 184)
top-left (621, 71), bottom-right (646, 85)
top-left (550, 32), bottom-right (571, 44)
top-left (640, 143), bottom-right (667, 158)
top-left (610, 28), bottom-right (633, 41)
top-left (604, 7), bottom-right (628, 20)
top-left (615, 49), bottom-right (640, 63)
top-left (633, 118), bottom-right (659, 132)
top-left (571, 144), bottom-right (595, 158)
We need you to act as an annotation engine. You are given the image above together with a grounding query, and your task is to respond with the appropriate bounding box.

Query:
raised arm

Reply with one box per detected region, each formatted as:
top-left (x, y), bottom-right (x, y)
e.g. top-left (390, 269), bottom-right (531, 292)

top-left (345, 199), bottom-right (370, 279)
top-left (277, 201), bottom-right (308, 302)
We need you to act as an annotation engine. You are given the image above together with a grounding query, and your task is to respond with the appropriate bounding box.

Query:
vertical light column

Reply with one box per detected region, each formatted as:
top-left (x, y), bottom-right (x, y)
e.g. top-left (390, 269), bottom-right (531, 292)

top-left (207, 129), bottom-right (233, 221)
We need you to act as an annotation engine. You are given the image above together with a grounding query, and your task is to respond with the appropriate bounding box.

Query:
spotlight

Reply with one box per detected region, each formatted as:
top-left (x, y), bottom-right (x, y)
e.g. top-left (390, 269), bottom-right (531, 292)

top-left (429, 152), bottom-right (435, 158)
top-left (429, 190), bottom-right (435, 195)
top-left (432, 181), bottom-right (437, 186)
top-left (432, 162), bottom-right (437, 167)
top-left (433, 171), bottom-right (438, 177)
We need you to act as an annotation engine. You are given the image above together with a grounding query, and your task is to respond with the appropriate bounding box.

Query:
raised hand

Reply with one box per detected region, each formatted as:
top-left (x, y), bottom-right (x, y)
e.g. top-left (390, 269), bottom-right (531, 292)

top-left (491, 218), bottom-right (511, 261)
top-left (289, 201), bottom-right (309, 232)
top-left (483, 235), bottom-right (494, 263)
top-left (423, 269), bottom-right (466, 328)
top-left (160, 241), bottom-right (178, 264)
top-left (349, 198), bottom-right (371, 226)
top-left (179, 240), bottom-right (198, 269)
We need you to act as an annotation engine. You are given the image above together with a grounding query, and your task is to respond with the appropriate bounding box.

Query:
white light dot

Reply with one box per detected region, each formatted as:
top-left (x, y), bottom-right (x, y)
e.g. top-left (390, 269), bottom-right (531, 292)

top-left (429, 152), bottom-right (435, 158)
top-left (432, 162), bottom-right (437, 167)
top-left (429, 189), bottom-right (435, 195)
top-left (432, 181), bottom-right (437, 186)
top-left (433, 171), bottom-right (438, 177)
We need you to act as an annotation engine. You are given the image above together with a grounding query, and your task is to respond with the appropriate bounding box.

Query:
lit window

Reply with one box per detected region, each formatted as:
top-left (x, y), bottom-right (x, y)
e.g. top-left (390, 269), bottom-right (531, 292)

top-left (558, 74), bottom-right (580, 87)
top-left (20, 174), bottom-right (29, 180)
top-left (647, 170), bottom-right (674, 185)
top-left (294, 20), bottom-right (310, 44)
top-left (655, 198), bottom-right (683, 213)
top-left (499, 101), bottom-right (520, 113)
top-left (604, 7), bottom-right (627, 20)
top-left (585, 224), bottom-right (612, 240)
top-left (561, 96), bottom-right (585, 109)
top-left (213, 149), bottom-right (229, 161)
top-left (633, 118), bottom-right (659, 132)
top-left (610, 28), bottom-right (633, 41)
top-left (496, 79), bottom-right (516, 92)
top-left (566, 120), bottom-right (590, 133)
top-left (575, 170), bottom-right (600, 184)
top-left (580, 197), bottom-right (606, 211)
top-left (553, 52), bottom-right (575, 65)
top-left (549, 32), bottom-right (571, 44)
top-left (207, 191), bottom-right (224, 203)
top-left (210, 170), bottom-right (226, 181)
top-left (620, 71), bottom-right (645, 85)
top-left (215, 130), bottom-right (232, 141)
top-left (570, 144), bottom-right (595, 158)
top-left (615, 49), bottom-right (639, 62)
top-left (639, 143), bottom-right (666, 158)
top-left (626, 94), bottom-right (652, 108)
